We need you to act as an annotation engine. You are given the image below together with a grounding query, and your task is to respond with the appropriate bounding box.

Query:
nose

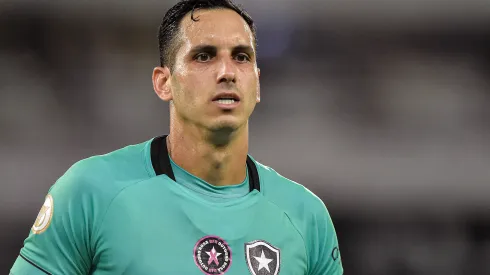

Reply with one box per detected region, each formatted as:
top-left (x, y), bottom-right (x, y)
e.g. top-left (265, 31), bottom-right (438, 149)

top-left (216, 57), bottom-right (236, 84)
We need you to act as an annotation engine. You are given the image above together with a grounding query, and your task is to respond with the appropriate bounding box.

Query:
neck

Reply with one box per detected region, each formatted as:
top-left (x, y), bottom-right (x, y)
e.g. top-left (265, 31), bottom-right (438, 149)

top-left (167, 117), bottom-right (249, 187)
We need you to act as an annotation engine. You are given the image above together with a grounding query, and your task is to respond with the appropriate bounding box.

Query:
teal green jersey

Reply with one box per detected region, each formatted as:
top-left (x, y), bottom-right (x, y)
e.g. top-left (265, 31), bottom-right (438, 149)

top-left (11, 136), bottom-right (343, 275)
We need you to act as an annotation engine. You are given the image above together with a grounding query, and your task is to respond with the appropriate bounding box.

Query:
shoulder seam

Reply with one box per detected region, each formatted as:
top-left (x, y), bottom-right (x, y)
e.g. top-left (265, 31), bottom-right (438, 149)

top-left (91, 176), bottom-right (154, 254)
top-left (142, 143), bottom-right (155, 178)
top-left (263, 197), bottom-right (310, 274)
top-left (259, 167), bottom-right (311, 273)
top-left (257, 163), bottom-right (311, 273)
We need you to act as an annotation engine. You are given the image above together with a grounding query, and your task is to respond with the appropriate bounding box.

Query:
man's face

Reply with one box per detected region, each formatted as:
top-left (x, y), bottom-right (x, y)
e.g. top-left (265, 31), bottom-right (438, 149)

top-left (168, 8), bottom-right (260, 132)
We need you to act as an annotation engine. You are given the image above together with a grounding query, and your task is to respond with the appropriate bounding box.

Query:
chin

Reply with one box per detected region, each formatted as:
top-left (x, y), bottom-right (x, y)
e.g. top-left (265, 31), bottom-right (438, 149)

top-left (204, 117), bottom-right (248, 146)
top-left (208, 117), bottom-right (243, 132)
top-left (209, 122), bottom-right (238, 132)
top-left (205, 123), bottom-right (238, 146)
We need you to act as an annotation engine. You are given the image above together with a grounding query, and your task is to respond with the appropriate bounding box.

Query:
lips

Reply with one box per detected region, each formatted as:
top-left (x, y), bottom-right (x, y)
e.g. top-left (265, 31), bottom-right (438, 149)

top-left (212, 92), bottom-right (240, 102)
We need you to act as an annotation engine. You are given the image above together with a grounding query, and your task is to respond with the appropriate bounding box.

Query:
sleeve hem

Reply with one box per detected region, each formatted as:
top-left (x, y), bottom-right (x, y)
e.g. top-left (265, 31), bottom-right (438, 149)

top-left (18, 253), bottom-right (52, 275)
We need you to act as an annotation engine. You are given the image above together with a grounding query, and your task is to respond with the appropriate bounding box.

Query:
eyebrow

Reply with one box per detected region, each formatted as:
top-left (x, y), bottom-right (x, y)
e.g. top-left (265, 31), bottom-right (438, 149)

top-left (231, 45), bottom-right (255, 57)
top-left (189, 44), bottom-right (255, 57)
top-left (189, 45), bottom-right (217, 56)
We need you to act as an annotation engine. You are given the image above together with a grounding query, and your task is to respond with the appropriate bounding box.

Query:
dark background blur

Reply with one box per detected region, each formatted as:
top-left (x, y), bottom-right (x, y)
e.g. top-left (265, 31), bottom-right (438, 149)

top-left (1, 0), bottom-right (490, 274)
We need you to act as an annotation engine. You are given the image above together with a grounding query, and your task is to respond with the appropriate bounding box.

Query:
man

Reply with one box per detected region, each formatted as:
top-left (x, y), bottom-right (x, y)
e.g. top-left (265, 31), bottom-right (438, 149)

top-left (11, 0), bottom-right (343, 274)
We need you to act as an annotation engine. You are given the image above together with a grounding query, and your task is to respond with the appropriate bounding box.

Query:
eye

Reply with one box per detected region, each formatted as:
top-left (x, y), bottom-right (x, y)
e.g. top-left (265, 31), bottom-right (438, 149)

top-left (195, 53), bottom-right (212, 62)
top-left (235, 53), bottom-right (251, 63)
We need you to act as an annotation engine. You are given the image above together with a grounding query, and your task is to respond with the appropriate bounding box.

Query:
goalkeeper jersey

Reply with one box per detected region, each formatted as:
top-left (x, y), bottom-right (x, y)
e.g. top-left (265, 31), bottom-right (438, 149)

top-left (11, 135), bottom-right (343, 275)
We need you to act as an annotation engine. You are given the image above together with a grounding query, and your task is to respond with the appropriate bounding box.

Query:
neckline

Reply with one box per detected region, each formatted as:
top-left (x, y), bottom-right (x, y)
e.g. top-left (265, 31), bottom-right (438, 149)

top-left (150, 135), bottom-right (260, 192)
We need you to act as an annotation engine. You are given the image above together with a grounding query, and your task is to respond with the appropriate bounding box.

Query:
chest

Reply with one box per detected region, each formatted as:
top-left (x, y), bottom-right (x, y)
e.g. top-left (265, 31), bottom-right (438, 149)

top-left (92, 190), bottom-right (308, 275)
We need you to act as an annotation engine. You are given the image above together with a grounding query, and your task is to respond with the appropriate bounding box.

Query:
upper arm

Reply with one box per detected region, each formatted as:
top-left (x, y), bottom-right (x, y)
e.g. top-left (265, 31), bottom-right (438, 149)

top-left (11, 168), bottom-right (102, 275)
top-left (306, 195), bottom-right (344, 275)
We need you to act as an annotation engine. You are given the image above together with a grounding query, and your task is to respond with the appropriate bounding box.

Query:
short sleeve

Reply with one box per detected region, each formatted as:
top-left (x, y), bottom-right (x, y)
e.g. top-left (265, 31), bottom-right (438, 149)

top-left (307, 198), bottom-right (343, 275)
top-left (11, 169), bottom-right (98, 275)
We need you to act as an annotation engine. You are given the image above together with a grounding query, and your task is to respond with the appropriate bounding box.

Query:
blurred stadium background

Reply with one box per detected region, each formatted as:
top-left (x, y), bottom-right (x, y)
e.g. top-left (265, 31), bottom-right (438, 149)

top-left (1, 0), bottom-right (490, 274)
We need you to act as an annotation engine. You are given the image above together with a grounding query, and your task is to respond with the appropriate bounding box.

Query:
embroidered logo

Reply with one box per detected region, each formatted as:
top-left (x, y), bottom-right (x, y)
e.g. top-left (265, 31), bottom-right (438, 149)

top-left (194, 235), bottom-right (232, 274)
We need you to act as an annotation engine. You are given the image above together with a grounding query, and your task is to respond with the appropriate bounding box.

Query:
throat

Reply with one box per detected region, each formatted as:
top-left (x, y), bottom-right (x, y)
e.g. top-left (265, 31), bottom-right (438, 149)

top-left (167, 126), bottom-right (249, 187)
top-left (202, 154), bottom-right (246, 186)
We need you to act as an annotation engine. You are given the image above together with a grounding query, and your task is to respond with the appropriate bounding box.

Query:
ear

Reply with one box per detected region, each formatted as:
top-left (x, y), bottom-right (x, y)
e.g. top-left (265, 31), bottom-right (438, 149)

top-left (152, 66), bottom-right (172, 102)
top-left (256, 68), bottom-right (261, 103)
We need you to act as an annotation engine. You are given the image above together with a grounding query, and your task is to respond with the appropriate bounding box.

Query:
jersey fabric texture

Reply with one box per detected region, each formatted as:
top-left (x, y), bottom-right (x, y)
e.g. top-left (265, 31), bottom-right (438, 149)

top-left (11, 136), bottom-right (343, 275)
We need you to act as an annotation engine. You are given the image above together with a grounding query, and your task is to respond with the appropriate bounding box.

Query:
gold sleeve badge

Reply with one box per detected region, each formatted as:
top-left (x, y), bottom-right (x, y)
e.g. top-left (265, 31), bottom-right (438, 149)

top-left (32, 194), bottom-right (54, 234)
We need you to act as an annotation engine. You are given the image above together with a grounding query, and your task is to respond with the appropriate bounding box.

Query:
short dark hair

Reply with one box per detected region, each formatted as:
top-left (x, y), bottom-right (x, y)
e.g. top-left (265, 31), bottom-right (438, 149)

top-left (158, 0), bottom-right (257, 70)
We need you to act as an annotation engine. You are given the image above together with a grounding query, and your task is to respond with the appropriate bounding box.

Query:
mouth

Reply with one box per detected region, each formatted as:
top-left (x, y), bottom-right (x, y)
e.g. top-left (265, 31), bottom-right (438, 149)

top-left (212, 93), bottom-right (240, 105)
top-left (212, 93), bottom-right (241, 109)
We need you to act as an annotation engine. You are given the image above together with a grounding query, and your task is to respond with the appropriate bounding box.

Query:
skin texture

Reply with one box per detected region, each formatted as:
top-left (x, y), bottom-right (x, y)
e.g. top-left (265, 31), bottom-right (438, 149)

top-left (152, 8), bottom-right (260, 186)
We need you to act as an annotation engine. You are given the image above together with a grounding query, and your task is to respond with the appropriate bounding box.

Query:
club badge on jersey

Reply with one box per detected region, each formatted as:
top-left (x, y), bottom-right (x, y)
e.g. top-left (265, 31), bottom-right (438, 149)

top-left (193, 236), bottom-right (281, 275)
top-left (245, 240), bottom-right (281, 275)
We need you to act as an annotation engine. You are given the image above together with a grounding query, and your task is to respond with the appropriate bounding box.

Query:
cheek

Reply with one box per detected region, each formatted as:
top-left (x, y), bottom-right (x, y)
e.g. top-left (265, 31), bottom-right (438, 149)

top-left (174, 73), bottom-right (196, 96)
top-left (243, 73), bottom-right (259, 96)
top-left (173, 73), bottom-right (209, 107)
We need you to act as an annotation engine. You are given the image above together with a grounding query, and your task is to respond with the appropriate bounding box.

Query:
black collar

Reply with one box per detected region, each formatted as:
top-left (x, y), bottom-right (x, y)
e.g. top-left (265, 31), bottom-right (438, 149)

top-left (150, 135), bottom-right (260, 192)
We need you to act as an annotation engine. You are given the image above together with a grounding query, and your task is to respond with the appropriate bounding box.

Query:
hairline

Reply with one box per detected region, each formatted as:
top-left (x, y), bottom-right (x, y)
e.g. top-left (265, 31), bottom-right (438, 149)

top-left (166, 6), bottom-right (257, 71)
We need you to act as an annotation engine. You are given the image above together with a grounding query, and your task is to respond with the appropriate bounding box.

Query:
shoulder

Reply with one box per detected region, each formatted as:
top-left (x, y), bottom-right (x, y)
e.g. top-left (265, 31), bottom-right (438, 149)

top-left (253, 157), bottom-right (329, 218)
top-left (254, 158), bottom-right (326, 208)
top-left (51, 139), bottom-right (153, 199)
top-left (253, 158), bottom-right (343, 273)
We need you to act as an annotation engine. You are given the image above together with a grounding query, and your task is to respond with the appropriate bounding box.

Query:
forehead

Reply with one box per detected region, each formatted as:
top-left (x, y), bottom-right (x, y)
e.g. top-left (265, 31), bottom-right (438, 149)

top-left (178, 8), bottom-right (254, 49)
